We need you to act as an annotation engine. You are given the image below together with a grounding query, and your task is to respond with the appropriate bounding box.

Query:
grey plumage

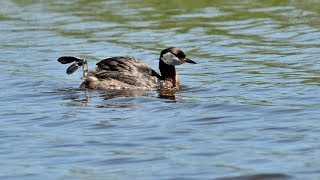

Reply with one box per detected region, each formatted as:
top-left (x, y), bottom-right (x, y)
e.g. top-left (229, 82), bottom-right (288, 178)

top-left (93, 56), bottom-right (160, 87)
top-left (57, 47), bottom-right (196, 89)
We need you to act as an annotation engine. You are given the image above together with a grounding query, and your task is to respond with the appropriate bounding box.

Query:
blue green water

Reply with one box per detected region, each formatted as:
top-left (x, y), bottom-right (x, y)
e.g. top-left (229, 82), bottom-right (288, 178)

top-left (1, 0), bottom-right (320, 179)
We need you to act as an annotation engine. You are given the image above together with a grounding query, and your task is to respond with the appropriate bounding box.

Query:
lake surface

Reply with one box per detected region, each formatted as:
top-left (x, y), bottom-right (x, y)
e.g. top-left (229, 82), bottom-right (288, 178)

top-left (1, 0), bottom-right (320, 179)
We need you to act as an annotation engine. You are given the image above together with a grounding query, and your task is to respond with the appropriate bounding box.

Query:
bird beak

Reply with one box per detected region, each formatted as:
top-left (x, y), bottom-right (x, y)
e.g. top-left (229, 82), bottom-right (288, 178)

top-left (184, 58), bottom-right (197, 64)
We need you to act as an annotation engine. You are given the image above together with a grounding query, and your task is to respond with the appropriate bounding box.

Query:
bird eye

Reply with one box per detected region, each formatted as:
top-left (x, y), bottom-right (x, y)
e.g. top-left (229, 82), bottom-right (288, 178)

top-left (176, 51), bottom-right (186, 59)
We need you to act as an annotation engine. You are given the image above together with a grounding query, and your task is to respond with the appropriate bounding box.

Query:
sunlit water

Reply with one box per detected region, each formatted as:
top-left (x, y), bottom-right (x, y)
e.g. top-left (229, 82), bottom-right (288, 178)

top-left (1, 0), bottom-right (320, 179)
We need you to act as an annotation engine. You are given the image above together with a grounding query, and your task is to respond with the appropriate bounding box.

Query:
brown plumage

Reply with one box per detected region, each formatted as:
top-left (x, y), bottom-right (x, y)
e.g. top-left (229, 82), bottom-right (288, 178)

top-left (58, 47), bottom-right (196, 90)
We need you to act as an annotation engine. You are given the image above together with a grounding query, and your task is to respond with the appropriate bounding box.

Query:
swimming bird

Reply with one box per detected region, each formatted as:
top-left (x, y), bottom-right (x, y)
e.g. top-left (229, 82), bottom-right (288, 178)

top-left (57, 47), bottom-right (196, 89)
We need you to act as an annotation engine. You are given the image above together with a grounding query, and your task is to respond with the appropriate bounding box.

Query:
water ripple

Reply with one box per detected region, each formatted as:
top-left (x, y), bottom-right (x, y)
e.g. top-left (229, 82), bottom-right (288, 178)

top-left (1, 0), bottom-right (320, 179)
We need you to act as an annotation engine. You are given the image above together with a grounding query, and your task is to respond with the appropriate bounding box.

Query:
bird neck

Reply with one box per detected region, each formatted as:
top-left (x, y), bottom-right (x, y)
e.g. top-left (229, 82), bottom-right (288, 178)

top-left (159, 60), bottom-right (179, 87)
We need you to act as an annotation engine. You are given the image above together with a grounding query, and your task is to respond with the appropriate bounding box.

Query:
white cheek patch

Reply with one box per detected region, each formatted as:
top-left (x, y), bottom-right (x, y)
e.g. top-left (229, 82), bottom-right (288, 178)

top-left (161, 52), bottom-right (184, 66)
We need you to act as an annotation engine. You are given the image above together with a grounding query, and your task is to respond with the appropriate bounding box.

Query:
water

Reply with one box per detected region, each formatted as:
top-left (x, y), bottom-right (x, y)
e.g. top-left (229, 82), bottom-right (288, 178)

top-left (1, 0), bottom-right (320, 179)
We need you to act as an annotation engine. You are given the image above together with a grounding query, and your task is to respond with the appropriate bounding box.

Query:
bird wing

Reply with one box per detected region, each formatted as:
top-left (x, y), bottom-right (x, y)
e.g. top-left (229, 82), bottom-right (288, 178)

top-left (94, 57), bottom-right (161, 86)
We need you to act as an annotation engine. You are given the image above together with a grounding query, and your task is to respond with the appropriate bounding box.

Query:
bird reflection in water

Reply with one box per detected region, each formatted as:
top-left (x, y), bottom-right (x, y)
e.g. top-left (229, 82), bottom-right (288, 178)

top-left (58, 87), bottom-right (179, 108)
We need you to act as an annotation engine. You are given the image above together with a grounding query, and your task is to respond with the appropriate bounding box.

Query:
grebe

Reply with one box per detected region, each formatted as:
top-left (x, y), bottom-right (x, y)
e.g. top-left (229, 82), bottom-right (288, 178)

top-left (58, 47), bottom-right (196, 89)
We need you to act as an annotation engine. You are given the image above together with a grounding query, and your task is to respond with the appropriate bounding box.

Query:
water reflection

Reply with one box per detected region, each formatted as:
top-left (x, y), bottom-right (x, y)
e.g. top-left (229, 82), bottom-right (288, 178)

top-left (56, 87), bottom-right (178, 107)
top-left (216, 173), bottom-right (291, 180)
top-left (98, 89), bottom-right (154, 100)
top-left (2, 0), bottom-right (320, 179)
top-left (157, 88), bottom-right (178, 100)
